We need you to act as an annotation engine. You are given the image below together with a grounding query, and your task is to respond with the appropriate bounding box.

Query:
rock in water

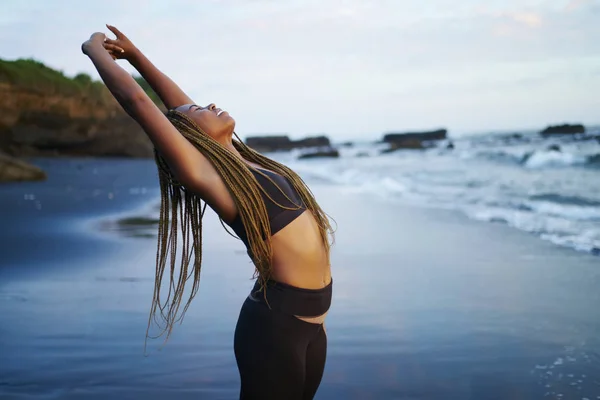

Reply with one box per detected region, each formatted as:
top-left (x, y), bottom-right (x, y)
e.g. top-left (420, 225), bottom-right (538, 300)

top-left (381, 129), bottom-right (448, 151)
top-left (0, 151), bottom-right (47, 182)
top-left (297, 148), bottom-right (340, 159)
top-left (540, 124), bottom-right (586, 135)
top-left (293, 136), bottom-right (331, 149)
top-left (547, 144), bottom-right (561, 152)
top-left (245, 135), bottom-right (293, 152)
top-left (245, 135), bottom-right (331, 152)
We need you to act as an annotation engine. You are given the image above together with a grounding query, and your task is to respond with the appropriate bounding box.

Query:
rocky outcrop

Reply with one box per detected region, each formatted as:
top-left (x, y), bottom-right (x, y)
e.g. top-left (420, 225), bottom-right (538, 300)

top-left (297, 148), bottom-right (340, 159)
top-left (294, 136), bottom-right (330, 148)
top-left (0, 57), bottom-right (166, 183)
top-left (547, 144), bottom-right (561, 152)
top-left (0, 58), bottom-right (165, 160)
top-left (245, 135), bottom-right (291, 152)
top-left (0, 82), bottom-right (155, 158)
top-left (0, 150), bottom-right (46, 182)
top-left (540, 124), bottom-right (585, 136)
top-left (381, 129), bottom-right (447, 152)
top-left (381, 140), bottom-right (424, 152)
top-left (245, 135), bottom-right (331, 152)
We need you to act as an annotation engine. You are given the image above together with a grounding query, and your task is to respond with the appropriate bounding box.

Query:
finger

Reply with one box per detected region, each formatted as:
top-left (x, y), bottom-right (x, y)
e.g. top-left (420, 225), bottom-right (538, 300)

top-left (104, 38), bottom-right (119, 45)
top-left (103, 43), bottom-right (125, 53)
top-left (106, 24), bottom-right (125, 39)
top-left (107, 49), bottom-right (122, 60)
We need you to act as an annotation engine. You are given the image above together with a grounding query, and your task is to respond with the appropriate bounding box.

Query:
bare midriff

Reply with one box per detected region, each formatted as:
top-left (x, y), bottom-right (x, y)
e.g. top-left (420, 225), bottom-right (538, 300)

top-left (267, 209), bottom-right (331, 325)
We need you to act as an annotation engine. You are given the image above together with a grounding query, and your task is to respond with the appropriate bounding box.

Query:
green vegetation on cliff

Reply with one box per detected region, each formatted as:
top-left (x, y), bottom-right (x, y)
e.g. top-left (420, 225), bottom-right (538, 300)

top-left (0, 58), bottom-right (160, 105)
top-left (0, 58), bottom-right (107, 100)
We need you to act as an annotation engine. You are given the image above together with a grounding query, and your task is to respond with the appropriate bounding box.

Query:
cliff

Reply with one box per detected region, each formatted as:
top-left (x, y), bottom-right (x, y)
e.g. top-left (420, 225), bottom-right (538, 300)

top-left (0, 58), bottom-right (156, 160)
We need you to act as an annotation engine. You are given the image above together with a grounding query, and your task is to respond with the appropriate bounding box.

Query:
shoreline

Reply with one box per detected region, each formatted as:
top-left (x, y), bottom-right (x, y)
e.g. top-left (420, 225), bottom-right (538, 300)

top-left (4, 153), bottom-right (598, 257)
top-left (2, 166), bottom-right (597, 279)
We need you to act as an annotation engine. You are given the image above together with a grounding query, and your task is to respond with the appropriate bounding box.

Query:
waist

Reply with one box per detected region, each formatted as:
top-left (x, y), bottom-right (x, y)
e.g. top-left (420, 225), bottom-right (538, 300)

top-left (250, 278), bottom-right (333, 318)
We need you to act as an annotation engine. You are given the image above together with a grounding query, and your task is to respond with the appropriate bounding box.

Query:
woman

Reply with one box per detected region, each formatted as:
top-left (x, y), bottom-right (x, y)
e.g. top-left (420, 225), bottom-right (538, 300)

top-left (82, 26), bottom-right (335, 400)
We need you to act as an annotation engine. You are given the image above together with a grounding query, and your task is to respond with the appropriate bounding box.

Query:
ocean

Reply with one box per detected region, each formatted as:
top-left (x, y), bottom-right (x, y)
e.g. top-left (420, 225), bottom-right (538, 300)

top-left (0, 130), bottom-right (599, 399)
top-left (278, 129), bottom-right (600, 256)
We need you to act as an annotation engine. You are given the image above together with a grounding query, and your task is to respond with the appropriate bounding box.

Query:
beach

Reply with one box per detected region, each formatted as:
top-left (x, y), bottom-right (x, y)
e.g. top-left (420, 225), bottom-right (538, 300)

top-left (1, 157), bottom-right (599, 400)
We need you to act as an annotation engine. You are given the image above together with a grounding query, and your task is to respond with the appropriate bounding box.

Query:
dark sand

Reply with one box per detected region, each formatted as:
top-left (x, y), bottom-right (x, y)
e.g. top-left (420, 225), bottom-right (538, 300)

top-left (1, 158), bottom-right (599, 399)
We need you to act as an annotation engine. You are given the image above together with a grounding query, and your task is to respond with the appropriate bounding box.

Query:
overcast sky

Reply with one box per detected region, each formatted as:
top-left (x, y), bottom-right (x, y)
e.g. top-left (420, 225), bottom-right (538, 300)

top-left (1, 0), bottom-right (598, 140)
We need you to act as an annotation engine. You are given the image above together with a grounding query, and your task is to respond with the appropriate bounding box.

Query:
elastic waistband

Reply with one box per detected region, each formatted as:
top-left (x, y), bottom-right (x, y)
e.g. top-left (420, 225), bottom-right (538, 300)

top-left (251, 278), bottom-right (333, 317)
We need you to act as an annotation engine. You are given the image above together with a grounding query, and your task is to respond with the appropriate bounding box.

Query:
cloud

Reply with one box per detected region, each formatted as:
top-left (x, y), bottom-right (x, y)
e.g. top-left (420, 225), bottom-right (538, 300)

top-left (565, 0), bottom-right (592, 11)
top-left (490, 13), bottom-right (541, 38)
top-left (506, 11), bottom-right (543, 28)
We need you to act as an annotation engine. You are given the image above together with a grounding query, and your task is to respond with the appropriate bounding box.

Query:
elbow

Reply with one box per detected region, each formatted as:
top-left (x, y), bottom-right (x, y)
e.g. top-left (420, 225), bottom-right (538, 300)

top-left (120, 90), bottom-right (151, 114)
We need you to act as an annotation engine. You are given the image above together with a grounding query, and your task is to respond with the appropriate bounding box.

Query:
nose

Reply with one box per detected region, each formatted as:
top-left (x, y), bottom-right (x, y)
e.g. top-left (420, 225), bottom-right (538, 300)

top-left (207, 103), bottom-right (216, 111)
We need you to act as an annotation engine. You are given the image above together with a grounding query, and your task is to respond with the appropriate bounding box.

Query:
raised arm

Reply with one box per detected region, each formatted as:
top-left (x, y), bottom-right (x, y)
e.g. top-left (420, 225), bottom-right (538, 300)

top-left (103, 24), bottom-right (193, 110)
top-left (81, 32), bottom-right (208, 186)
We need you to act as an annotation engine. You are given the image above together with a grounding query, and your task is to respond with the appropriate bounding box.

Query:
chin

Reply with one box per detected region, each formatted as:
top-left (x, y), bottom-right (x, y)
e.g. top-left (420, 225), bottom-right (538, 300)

top-left (225, 116), bottom-right (236, 130)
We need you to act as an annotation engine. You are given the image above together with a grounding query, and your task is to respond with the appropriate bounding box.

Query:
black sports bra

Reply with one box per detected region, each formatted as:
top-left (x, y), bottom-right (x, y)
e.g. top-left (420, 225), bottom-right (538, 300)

top-left (225, 167), bottom-right (306, 246)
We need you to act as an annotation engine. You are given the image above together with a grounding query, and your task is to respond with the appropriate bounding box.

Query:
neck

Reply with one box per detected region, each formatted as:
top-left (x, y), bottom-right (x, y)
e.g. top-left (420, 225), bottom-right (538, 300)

top-left (218, 135), bottom-right (244, 160)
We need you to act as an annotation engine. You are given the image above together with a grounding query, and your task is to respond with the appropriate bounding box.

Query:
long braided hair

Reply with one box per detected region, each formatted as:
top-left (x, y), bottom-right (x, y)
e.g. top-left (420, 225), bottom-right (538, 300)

top-left (145, 109), bottom-right (334, 347)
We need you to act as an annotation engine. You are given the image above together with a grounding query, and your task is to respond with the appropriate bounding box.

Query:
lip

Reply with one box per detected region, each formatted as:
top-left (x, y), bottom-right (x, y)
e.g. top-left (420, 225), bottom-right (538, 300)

top-left (216, 109), bottom-right (227, 117)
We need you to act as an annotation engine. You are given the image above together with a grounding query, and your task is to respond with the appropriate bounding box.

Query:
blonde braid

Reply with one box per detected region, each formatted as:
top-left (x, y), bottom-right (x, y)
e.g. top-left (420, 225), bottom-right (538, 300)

top-left (145, 110), bottom-right (335, 351)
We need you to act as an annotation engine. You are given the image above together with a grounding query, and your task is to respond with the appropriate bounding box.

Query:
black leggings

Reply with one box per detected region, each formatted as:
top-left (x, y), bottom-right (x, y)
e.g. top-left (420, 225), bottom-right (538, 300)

top-left (234, 296), bottom-right (327, 400)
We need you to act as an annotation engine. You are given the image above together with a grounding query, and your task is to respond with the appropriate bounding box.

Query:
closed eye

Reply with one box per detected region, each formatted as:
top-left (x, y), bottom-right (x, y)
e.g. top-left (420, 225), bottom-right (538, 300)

top-left (188, 104), bottom-right (203, 112)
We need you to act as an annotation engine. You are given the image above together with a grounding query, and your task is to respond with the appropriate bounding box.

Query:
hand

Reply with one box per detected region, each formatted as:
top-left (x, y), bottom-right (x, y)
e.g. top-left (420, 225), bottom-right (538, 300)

top-left (81, 32), bottom-right (106, 55)
top-left (103, 24), bottom-right (138, 61)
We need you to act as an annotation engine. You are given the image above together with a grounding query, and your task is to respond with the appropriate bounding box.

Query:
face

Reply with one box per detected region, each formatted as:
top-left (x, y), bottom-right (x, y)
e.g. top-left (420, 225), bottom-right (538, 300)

top-left (173, 103), bottom-right (235, 141)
